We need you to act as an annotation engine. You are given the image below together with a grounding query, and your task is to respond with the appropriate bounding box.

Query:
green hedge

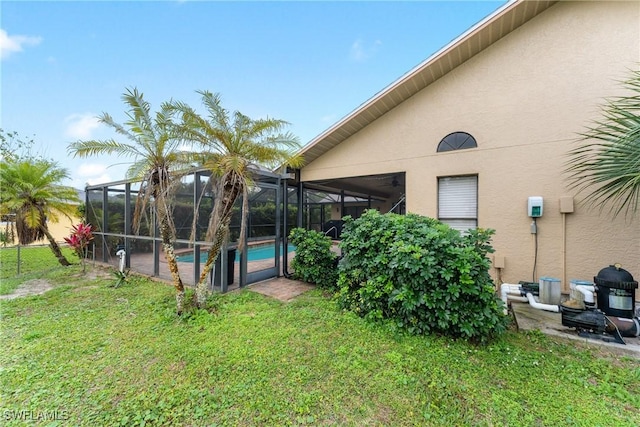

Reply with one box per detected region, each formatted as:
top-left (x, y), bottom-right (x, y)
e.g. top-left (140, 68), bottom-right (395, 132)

top-left (288, 228), bottom-right (338, 289)
top-left (336, 210), bottom-right (507, 342)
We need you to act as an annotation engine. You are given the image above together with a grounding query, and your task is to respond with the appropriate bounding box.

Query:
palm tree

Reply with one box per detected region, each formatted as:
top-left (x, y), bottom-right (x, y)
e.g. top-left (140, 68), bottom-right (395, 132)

top-left (0, 158), bottom-right (80, 265)
top-left (566, 69), bottom-right (640, 218)
top-left (68, 88), bottom-right (193, 314)
top-left (172, 91), bottom-right (303, 307)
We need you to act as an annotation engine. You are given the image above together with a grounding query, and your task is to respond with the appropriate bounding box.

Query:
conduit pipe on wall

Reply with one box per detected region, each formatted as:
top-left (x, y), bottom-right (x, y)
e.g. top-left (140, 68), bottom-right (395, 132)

top-left (526, 292), bottom-right (560, 312)
top-left (562, 212), bottom-right (567, 293)
top-left (559, 197), bottom-right (575, 294)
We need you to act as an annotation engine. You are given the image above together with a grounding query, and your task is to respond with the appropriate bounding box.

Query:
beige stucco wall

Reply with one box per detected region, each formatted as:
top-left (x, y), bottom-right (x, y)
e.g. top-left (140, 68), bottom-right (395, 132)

top-left (46, 215), bottom-right (80, 244)
top-left (301, 1), bottom-right (640, 295)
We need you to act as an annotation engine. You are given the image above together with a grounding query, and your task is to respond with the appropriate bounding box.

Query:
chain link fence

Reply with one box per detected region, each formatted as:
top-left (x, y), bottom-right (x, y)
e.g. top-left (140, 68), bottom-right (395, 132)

top-left (0, 244), bottom-right (79, 279)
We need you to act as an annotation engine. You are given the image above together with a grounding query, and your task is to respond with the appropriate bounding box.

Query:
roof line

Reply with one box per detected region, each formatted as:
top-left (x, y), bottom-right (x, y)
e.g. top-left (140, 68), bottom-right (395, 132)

top-left (297, 0), bottom-right (555, 163)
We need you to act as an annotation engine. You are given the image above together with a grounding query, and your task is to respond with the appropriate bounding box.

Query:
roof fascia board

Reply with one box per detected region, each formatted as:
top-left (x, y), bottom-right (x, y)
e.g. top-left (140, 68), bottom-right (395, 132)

top-left (298, 0), bottom-right (556, 163)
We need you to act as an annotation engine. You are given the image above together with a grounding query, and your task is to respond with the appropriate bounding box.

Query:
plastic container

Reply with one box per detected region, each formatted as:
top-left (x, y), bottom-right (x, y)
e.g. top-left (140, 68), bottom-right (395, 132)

top-left (539, 277), bottom-right (561, 305)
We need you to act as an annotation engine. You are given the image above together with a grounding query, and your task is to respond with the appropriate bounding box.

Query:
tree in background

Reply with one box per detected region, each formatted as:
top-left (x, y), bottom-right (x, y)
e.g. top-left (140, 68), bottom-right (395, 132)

top-left (171, 91), bottom-right (303, 307)
top-left (1, 129), bottom-right (40, 244)
top-left (0, 158), bottom-right (80, 265)
top-left (0, 128), bottom-right (37, 163)
top-left (68, 88), bottom-right (194, 314)
top-left (566, 69), bottom-right (640, 218)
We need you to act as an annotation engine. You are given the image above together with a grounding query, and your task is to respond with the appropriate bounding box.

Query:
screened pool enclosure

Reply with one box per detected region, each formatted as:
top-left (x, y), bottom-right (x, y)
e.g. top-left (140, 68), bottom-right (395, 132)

top-left (85, 167), bottom-right (378, 291)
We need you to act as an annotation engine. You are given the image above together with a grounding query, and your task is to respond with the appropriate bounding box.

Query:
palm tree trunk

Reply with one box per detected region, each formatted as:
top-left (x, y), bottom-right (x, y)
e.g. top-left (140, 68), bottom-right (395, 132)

top-left (40, 224), bottom-right (71, 266)
top-left (158, 216), bottom-right (185, 315)
top-left (195, 217), bottom-right (231, 306)
top-left (195, 175), bottom-right (242, 308)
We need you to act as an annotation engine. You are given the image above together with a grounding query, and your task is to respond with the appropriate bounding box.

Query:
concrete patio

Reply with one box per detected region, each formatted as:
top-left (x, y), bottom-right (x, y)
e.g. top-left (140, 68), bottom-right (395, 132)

top-left (511, 301), bottom-right (640, 359)
top-left (247, 277), bottom-right (315, 302)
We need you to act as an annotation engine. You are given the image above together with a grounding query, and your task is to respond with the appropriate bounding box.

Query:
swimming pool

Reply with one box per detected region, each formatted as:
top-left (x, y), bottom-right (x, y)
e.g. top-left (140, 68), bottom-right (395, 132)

top-left (177, 243), bottom-right (295, 263)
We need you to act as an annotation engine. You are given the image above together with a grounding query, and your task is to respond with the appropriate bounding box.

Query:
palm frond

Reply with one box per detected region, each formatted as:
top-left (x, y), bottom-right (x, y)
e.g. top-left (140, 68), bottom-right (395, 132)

top-left (0, 158), bottom-right (79, 243)
top-left (126, 158), bottom-right (153, 181)
top-left (196, 90), bottom-right (230, 131)
top-left (68, 139), bottom-right (143, 159)
top-left (565, 68), bottom-right (640, 218)
top-left (167, 89), bottom-right (303, 292)
top-left (99, 112), bottom-right (139, 141)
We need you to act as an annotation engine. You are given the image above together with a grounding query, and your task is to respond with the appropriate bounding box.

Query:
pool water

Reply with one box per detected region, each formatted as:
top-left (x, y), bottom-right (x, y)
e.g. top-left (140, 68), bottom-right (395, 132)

top-left (177, 243), bottom-right (295, 263)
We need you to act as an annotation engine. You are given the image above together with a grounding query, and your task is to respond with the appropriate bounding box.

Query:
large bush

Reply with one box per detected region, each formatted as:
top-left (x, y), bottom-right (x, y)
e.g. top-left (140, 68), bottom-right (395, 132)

top-left (289, 228), bottom-right (338, 289)
top-left (336, 210), bottom-right (507, 342)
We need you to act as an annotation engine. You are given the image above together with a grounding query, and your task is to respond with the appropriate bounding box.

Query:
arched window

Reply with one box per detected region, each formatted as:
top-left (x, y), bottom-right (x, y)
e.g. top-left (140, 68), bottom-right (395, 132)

top-left (437, 132), bottom-right (477, 152)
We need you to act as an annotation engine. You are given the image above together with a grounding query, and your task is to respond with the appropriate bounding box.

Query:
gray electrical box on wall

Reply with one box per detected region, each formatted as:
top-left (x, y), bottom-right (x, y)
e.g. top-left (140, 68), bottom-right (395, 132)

top-left (528, 196), bottom-right (543, 217)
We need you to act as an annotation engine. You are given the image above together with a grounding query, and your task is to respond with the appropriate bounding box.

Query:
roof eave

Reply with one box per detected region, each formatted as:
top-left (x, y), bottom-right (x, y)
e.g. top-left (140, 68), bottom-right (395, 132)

top-left (298, 0), bottom-right (557, 165)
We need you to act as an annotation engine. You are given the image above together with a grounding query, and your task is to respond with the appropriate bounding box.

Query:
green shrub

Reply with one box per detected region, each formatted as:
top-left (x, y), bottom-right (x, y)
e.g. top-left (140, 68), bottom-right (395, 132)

top-left (336, 210), bottom-right (507, 343)
top-left (289, 228), bottom-right (338, 289)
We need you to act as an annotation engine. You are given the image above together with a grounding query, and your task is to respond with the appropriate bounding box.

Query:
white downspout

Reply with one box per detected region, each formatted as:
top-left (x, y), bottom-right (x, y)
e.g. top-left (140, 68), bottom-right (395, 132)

top-left (526, 292), bottom-right (560, 312)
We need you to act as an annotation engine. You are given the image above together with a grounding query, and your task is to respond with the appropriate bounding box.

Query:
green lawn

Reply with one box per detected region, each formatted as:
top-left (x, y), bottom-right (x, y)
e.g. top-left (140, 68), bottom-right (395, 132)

top-left (0, 263), bottom-right (639, 426)
top-left (0, 245), bottom-right (77, 295)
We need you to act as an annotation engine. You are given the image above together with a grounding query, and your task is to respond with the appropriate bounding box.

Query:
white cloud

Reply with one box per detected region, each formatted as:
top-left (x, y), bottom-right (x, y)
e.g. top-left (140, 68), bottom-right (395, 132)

top-left (77, 163), bottom-right (108, 178)
top-left (85, 174), bottom-right (113, 186)
top-left (349, 38), bottom-right (382, 62)
top-left (71, 163), bottom-right (113, 188)
top-left (64, 113), bottom-right (101, 139)
top-left (0, 29), bottom-right (42, 60)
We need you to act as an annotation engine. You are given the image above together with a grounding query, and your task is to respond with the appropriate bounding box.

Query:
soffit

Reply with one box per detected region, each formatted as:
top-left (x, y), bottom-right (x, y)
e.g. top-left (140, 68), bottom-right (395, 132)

top-left (299, 0), bottom-right (557, 165)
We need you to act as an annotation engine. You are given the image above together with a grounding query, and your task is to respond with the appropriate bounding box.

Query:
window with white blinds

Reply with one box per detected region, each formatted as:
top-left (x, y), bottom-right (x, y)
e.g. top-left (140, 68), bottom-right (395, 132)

top-left (438, 175), bottom-right (478, 232)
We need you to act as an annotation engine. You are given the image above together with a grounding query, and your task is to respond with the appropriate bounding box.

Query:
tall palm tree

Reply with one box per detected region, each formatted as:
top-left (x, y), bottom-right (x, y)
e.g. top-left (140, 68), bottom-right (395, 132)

top-left (172, 91), bottom-right (303, 307)
top-left (0, 158), bottom-right (80, 265)
top-left (566, 69), bottom-right (640, 218)
top-left (68, 88), bottom-right (193, 314)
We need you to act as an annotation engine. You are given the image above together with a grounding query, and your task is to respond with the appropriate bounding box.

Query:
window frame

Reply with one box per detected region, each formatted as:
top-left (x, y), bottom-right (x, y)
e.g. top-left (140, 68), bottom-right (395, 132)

top-left (437, 174), bottom-right (478, 232)
top-left (437, 131), bottom-right (478, 152)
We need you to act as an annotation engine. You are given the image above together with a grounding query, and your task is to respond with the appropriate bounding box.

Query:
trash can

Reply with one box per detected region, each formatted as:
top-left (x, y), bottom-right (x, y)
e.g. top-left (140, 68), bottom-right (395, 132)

top-left (213, 247), bottom-right (236, 286)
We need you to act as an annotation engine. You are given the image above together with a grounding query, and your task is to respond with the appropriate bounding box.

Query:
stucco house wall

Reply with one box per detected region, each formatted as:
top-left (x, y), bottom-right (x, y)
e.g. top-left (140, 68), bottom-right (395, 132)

top-left (300, 1), bottom-right (640, 294)
top-left (47, 216), bottom-right (80, 244)
top-left (3, 215), bottom-right (80, 247)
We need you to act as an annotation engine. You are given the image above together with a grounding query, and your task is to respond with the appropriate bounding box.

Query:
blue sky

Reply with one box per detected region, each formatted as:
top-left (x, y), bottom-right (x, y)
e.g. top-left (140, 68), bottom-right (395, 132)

top-left (1, 0), bottom-right (505, 188)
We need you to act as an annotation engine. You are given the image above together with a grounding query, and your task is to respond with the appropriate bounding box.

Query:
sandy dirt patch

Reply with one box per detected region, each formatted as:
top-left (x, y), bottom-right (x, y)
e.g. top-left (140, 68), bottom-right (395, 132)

top-left (0, 267), bottom-right (112, 300)
top-left (0, 279), bottom-right (54, 300)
